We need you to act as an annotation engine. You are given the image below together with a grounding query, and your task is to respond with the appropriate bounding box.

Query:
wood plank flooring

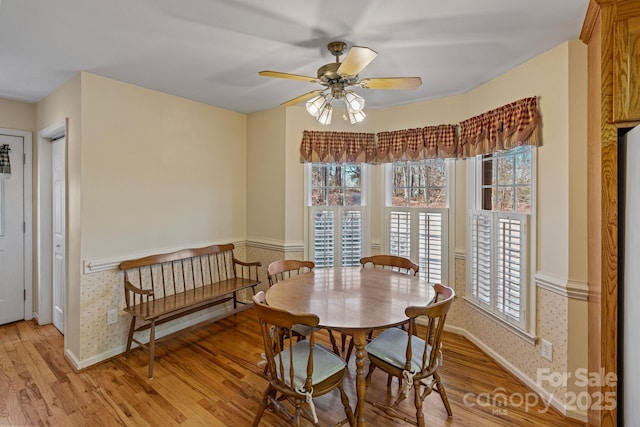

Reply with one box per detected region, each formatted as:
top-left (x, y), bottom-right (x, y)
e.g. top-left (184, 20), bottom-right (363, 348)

top-left (0, 309), bottom-right (586, 426)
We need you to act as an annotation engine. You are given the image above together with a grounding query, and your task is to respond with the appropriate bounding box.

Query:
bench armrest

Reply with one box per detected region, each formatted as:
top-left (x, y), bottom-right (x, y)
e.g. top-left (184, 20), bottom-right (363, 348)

top-left (233, 258), bottom-right (262, 282)
top-left (124, 280), bottom-right (155, 310)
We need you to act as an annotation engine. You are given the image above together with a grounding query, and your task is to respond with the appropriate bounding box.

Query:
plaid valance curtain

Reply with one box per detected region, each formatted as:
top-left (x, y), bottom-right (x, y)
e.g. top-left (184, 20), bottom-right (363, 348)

top-left (299, 97), bottom-right (541, 164)
top-left (300, 131), bottom-right (376, 163)
top-left (0, 144), bottom-right (10, 174)
top-left (376, 125), bottom-right (457, 163)
top-left (458, 97), bottom-right (540, 157)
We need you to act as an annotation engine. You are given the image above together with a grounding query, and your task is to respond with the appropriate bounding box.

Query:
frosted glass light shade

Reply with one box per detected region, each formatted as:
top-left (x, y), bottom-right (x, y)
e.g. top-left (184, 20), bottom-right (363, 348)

top-left (306, 94), bottom-right (327, 117)
top-left (317, 104), bottom-right (333, 125)
top-left (348, 109), bottom-right (366, 124)
top-left (344, 91), bottom-right (365, 112)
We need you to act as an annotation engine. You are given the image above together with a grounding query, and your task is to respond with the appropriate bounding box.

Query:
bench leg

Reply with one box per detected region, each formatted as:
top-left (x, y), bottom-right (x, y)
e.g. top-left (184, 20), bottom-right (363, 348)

top-left (148, 319), bottom-right (156, 379)
top-left (125, 316), bottom-right (136, 358)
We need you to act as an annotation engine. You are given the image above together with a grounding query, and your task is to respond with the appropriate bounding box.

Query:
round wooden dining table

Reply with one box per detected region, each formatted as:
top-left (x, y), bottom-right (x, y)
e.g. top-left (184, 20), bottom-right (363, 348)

top-left (265, 266), bottom-right (436, 427)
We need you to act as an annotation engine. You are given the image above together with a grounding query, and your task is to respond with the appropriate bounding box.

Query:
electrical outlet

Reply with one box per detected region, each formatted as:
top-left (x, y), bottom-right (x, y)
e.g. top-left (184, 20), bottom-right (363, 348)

top-left (541, 339), bottom-right (553, 361)
top-left (107, 308), bottom-right (118, 324)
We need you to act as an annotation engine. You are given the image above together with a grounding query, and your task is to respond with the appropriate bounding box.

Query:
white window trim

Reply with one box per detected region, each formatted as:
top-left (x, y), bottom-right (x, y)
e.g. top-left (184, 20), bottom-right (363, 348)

top-left (466, 149), bottom-right (537, 341)
top-left (303, 163), bottom-right (370, 263)
top-left (383, 160), bottom-right (456, 286)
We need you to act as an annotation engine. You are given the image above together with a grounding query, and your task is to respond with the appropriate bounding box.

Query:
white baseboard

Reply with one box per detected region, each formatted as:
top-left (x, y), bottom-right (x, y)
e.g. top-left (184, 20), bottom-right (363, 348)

top-left (444, 324), bottom-right (588, 423)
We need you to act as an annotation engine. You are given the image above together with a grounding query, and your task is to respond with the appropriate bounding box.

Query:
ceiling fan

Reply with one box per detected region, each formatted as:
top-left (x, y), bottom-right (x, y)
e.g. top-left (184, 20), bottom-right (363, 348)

top-left (259, 41), bottom-right (422, 124)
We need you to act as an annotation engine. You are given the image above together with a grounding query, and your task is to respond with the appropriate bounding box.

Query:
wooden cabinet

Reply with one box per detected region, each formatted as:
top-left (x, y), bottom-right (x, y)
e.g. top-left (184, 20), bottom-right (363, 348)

top-left (614, 3), bottom-right (640, 123)
top-left (581, 0), bottom-right (640, 425)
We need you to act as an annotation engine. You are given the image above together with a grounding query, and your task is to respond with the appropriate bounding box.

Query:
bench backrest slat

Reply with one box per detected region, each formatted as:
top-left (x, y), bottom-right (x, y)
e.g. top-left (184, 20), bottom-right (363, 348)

top-left (120, 244), bottom-right (239, 304)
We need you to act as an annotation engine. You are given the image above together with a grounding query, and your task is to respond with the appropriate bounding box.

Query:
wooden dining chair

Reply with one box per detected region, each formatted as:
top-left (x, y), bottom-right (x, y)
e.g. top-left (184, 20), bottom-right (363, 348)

top-left (267, 260), bottom-right (315, 287)
top-left (364, 284), bottom-right (455, 427)
top-left (359, 254), bottom-right (419, 276)
top-left (338, 255), bottom-right (420, 363)
top-left (267, 260), bottom-right (341, 354)
top-left (252, 291), bottom-right (356, 427)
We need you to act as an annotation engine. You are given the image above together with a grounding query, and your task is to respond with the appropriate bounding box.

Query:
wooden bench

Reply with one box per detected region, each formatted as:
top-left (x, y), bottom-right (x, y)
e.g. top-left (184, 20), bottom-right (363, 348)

top-left (119, 243), bottom-right (261, 378)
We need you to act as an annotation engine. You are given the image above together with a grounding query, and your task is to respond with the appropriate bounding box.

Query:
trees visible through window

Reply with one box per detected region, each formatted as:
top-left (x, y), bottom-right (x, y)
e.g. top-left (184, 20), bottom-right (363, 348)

top-left (481, 147), bottom-right (532, 213)
top-left (391, 160), bottom-right (447, 208)
top-left (309, 164), bottom-right (364, 267)
top-left (387, 160), bottom-right (449, 284)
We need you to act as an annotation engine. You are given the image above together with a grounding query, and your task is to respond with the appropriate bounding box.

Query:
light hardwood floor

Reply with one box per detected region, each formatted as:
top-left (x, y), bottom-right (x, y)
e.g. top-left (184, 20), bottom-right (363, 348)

top-left (0, 308), bottom-right (586, 426)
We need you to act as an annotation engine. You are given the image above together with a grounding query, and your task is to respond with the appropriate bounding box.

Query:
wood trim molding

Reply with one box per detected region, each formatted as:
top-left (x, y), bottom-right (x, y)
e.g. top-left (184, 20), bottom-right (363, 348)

top-left (581, 0), bottom-right (601, 43)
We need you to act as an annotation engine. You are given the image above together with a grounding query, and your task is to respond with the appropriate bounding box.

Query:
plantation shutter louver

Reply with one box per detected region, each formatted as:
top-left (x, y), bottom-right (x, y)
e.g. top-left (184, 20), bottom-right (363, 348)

top-left (470, 211), bottom-right (492, 306)
top-left (313, 210), bottom-right (335, 268)
top-left (389, 211), bottom-right (411, 258)
top-left (419, 211), bottom-right (445, 283)
top-left (341, 210), bottom-right (362, 266)
top-left (495, 213), bottom-right (527, 328)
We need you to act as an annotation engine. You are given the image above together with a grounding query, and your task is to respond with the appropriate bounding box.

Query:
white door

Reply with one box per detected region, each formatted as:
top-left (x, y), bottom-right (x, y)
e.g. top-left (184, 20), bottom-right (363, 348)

top-left (52, 137), bottom-right (65, 333)
top-left (0, 134), bottom-right (25, 324)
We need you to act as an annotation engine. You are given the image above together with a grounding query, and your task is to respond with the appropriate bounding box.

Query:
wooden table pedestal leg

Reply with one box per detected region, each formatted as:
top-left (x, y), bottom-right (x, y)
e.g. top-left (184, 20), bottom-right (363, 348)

top-left (352, 330), bottom-right (368, 426)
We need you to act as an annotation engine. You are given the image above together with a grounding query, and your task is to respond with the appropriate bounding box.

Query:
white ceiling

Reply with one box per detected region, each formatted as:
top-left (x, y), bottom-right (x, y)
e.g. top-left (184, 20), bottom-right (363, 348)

top-left (0, 0), bottom-right (588, 114)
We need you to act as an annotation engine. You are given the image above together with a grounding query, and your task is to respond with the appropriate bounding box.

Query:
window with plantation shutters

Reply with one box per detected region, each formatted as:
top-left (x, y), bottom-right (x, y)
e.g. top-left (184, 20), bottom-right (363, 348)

top-left (386, 160), bottom-right (449, 284)
top-left (468, 146), bottom-right (534, 332)
top-left (310, 207), bottom-right (363, 267)
top-left (308, 164), bottom-right (365, 267)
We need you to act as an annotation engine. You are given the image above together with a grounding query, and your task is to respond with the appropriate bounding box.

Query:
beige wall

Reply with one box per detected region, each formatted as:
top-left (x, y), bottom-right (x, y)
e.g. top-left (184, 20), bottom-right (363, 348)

top-left (0, 98), bottom-right (36, 132)
top-left (36, 73), bottom-right (82, 362)
top-left (34, 72), bottom-right (250, 363)
top-left (81, 73), bottom-right (248, 259)
top-left (246, 108), bottom-right (286, 244)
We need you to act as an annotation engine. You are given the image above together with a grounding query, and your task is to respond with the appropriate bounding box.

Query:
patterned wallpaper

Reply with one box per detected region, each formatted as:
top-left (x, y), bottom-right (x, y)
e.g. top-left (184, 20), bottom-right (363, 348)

top-left (446, 257), bottom-right (587, 409)
top-left (78, 243), bottom-right (585, 416)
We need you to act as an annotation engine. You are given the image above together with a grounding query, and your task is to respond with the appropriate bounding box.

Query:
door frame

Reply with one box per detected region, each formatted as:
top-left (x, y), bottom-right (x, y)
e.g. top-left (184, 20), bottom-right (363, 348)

top-left (0, 127), bottom-right (33, 321)
top-left (37, 121), bottom-right (65, 325)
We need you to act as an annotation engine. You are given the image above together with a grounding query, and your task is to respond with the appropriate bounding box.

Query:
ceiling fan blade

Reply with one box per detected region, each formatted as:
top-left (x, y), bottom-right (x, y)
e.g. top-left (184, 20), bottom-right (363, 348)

top-left (281, 90), bottom-right (325, 106)
top-left (337, 46), bottom-right (378, 77)
top-left (359, 77), bottom-right (422, 90)
top-left (259, 70), bottom-right (318, 83)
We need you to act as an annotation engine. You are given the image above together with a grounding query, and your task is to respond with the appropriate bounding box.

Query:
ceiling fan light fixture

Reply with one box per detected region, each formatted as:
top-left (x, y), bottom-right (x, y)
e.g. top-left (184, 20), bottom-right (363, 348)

top-left (260, 41), bottom-right (421, 126)
top-left (317, 104), bottom-right (333, 125)
top-left (344, 90), bottom-right (365, 112)
top-left (306, 94), bottom-right (327, 117)
top-left (348, 109), bottom-right (366, 124)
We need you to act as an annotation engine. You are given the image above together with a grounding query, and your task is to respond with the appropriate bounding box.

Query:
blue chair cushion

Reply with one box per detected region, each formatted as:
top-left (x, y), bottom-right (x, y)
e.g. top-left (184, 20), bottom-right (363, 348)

top-left (365, 327), bottom-right (432, 374)
top-left (275, 342), bottom-right (346, 390)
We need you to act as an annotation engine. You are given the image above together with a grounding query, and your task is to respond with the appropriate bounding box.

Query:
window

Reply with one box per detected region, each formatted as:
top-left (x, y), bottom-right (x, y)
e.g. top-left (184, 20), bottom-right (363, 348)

top-left (386, 160), bottom-right (450, 283)
top-left (468, 146), bottom-right (534, 331)
top-left (308, 164), bottom-right (365, 267)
